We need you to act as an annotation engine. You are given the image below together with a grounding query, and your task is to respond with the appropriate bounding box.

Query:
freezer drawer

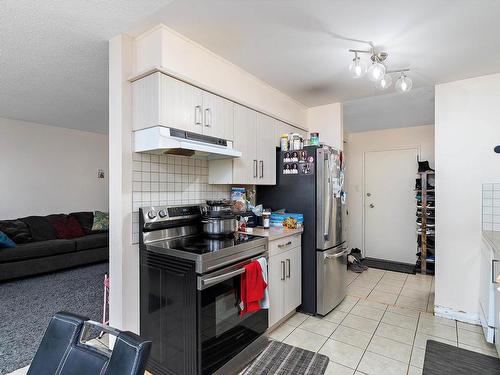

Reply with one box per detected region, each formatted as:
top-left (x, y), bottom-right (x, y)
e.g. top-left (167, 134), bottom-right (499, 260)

top-left (316, 244), bottom-right (348, 316)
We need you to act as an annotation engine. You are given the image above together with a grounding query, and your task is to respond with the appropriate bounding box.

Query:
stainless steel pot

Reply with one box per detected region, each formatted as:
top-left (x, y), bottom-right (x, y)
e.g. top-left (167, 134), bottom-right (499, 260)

top-left (202, 216), bottom-right (238, 235)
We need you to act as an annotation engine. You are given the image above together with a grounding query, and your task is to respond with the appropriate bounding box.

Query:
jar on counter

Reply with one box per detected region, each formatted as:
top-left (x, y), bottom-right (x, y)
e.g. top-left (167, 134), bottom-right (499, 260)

top-left (280, 134), bottom-right (289, 151)
top-left (262, 210), bottom-right (271, 229)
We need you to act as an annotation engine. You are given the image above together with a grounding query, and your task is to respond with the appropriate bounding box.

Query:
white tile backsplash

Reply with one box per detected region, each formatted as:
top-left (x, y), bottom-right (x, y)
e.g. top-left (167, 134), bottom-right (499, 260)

top-left (482, 183), bottom-right (500, 231)
top-left (131, 152), bottom-right (231, 243)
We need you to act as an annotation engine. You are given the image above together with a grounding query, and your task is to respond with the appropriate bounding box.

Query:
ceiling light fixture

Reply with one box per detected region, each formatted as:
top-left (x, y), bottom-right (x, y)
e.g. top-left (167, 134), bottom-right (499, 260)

top-left (395, 71), bottom-right (413, 93)
top-left (348, 52), bottom-right (368, 78)
top-left (347, 47), bottom-right (412, 93)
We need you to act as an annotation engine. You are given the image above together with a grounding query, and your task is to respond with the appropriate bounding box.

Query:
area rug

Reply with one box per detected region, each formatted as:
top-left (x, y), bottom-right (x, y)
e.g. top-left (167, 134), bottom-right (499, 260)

top-left (423, 340), bottom-right (500, 375)
top-left (0, 262), bottom-right (108, 375)
top-left (242, 341), bottom-right (329, 375)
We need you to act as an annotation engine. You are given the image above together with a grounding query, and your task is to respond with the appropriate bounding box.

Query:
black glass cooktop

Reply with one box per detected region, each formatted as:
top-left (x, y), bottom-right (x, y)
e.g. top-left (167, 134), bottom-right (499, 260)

top-left (154, 233), bottom-right (260, 255)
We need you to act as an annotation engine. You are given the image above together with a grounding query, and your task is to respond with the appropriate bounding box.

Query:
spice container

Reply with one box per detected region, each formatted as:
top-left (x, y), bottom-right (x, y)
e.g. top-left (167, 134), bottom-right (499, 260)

top-left (280, 134), bottom-right (289, 151)
top-left (262, 210), bottom-right (271, 229)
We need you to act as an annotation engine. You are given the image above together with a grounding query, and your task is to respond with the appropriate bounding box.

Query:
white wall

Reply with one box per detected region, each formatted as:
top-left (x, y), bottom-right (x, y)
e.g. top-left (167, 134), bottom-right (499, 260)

top-left (0, 117), bottom-right (108, 218)
top-left (306, 103), bottom-right (343, 150)
top-left (133, 24), bottom-right (307, 129)
top-left (435, 73), bottom-right (500, 322)
top-left (345, 125), bottom-right (435, 252)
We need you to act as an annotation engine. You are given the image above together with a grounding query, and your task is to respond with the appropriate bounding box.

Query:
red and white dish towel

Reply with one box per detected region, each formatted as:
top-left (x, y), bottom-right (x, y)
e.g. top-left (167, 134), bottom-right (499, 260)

top-left (240, 257), bottom-right (269, 316)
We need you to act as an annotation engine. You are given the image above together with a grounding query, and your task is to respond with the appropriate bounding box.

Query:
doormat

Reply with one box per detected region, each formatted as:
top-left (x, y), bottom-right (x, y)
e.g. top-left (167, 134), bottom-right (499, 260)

top-left (423, 340), bottom-right (500, 375)
top-left (242, 341), bottom-right (329, 375)
top-left (363, 257), bottom-right (416, 274)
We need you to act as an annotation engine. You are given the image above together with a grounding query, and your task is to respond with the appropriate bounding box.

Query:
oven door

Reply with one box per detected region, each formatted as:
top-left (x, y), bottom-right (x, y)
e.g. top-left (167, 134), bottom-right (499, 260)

top-left (197, 254), bottom-right (268, 375)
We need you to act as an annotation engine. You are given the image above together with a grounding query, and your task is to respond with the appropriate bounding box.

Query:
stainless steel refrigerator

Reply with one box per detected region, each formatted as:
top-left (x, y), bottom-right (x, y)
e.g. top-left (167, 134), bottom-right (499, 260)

top-left (257, 145), bottom-right (347, 315)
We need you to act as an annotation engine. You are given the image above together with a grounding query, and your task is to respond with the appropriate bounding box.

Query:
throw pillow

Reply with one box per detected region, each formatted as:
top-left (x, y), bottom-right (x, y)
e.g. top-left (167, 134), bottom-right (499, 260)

top-left (0, 231), bottom-right (16, 249)
top-left (0, 219), bottom-right (32, 243)
top-left (51, 218), bottom-right (72, 239)
top-left (67, 216), bottom-right (85, 238)
top-left (92, 211), bottom-right (109, 231)
top-left (69, 212), bottom-right (94, 234)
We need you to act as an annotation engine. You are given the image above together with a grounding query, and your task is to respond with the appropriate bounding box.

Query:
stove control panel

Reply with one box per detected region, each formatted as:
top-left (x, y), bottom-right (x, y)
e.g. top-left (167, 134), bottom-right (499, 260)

top-left (141, 205), bottom-right (202, 225)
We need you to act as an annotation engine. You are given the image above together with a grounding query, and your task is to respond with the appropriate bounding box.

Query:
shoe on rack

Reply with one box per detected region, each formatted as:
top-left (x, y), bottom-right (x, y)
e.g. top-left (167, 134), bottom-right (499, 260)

top-left (418, 161), bottom-right (434, 173)
top-left (415, 179), bottom-right (422, 190)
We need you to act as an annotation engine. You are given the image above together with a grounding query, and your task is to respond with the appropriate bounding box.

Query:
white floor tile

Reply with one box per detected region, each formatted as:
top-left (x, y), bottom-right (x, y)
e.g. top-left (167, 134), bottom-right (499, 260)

top-left (407, 366), bottom-right (423, 375)
top-left (367, 335), bottom-right (412, 363)
top-left (283, 327), bottom-right (327, 352)
top-left (457, 321), bottom-right (482, 333)
top-left (367, 290), bottom-right (399, 305)
top-left (355, 299), bottom-right (388, 312)
top-left (458, 342), bottom-right (498, 357)
top-left (324, 361), bottom-right (356, 375)
top-left (381, 311), bottom-right (418, 330)
top-left (419, 312), bottom-right (456, 327)
top-left (268, 323), bottom-right (295, 342)
top-left (342, 314), bottom-right (379, 335)
top-left (417, 320), bottom-right (457, 341)
top-left (395, 295), bottom-right (428, 311)
top-left (357, 351), bottom-right (408, 375)
top-left (458, 328), bottom-right (495, 350)
top-left (324, 309), bottom-right (348, 324)
top-left (385, 305), bottom-right (420, 318)
top-left (284, 312), bottom-right (309, 327)
top-left (350, 304), bottom-right (385, 322)
top-left (409, 346), bottom-right (425, 368)
top-left (330, 325), bottom-right (373, 349)
top-left (299, 316), bottom-right (338, 337)
top-left (319, 339), bottom-right (364, 369)
top-left (413, 333), bottom-right (457, 350)
top-left (336, 296), bottom-right (360, 313)
top-left (375, 323), bottom-right (415, 345)
top-left (347, 285), bottom-right (373, 299)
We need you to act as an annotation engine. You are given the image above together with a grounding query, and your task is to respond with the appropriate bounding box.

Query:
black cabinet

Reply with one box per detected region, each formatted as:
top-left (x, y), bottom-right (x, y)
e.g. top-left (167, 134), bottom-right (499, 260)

top-left (140, 250), bottom-right (197, 375)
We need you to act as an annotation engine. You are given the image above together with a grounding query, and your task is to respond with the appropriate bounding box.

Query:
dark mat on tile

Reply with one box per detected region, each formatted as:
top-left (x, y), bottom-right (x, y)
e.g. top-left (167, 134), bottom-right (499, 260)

top-left (423, 340), bottom-right (500, 375)
top-left (363, 257), bottom-right (416, 274)
top-left (242, 340), bottom-right (329, 375)
top-left (0, 262), bottom-right (108, 375)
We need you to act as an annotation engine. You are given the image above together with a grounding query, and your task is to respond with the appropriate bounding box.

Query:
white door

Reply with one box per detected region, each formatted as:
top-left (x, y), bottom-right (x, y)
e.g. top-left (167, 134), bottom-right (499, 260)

top-left (364, 149), bottom-right (417, 264)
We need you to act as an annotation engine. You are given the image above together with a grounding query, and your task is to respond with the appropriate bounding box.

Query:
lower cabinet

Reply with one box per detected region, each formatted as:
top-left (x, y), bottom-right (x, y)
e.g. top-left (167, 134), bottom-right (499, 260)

top-left (268, 238), bottom-right (302, 327)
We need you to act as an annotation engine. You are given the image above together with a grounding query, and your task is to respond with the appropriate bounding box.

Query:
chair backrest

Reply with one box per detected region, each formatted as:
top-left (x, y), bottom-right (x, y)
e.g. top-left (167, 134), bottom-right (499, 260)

top-left (27, 312), bottom-right (151, 375)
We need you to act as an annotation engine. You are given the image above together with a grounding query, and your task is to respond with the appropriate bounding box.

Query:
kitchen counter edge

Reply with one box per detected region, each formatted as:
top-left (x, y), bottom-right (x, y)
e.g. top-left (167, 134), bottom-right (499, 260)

top-left (240, 227), bottom-right (303, 241)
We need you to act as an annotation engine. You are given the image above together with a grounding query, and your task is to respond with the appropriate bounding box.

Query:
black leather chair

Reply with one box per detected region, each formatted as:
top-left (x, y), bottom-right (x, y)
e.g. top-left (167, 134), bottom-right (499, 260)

top-left (27, 312), bottom-right (152, 375)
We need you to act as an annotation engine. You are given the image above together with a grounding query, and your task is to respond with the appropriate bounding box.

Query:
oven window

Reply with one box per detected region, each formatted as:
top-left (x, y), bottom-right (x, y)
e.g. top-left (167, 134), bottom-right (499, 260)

top-left (199, 273), bottom-right (268, 374)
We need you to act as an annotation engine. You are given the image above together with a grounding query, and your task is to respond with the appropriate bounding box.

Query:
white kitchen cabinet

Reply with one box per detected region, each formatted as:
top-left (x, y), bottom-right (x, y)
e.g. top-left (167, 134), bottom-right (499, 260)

top-left (132, 72), bottom-right (234, 139)
top-left (209, 104), bottom-right (276, 185)
top-left (201, 91), bottom-right (234, 140)
top-left (268, 236), bottom-right (302, 327)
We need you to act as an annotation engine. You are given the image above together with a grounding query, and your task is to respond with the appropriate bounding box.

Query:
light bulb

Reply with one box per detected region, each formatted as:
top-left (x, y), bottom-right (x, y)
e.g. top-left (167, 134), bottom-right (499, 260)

top-left (348, 56), bottom-right (367, 78)
top-left (375, 74), bottom-right (393, 90)
top-left (395, 73), bottom-right (413, 93)
top-left (367, 62), bottom-right (386, 82)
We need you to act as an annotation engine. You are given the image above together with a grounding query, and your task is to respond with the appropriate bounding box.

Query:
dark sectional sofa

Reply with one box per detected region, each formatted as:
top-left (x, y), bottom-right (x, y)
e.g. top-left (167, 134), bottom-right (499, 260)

top-left (0, 212), bottom-right (108, 282)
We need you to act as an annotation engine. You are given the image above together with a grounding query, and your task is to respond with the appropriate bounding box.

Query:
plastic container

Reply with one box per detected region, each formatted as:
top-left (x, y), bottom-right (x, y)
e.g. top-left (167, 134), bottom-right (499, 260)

top-left (310, 132), bottom-right (319, 145)
top-left (262, 210), bottom-right (271, 229)
top-left (280, 134), bottom-right (289, 151)
top-left (291, 133), bottom-right (301, 150)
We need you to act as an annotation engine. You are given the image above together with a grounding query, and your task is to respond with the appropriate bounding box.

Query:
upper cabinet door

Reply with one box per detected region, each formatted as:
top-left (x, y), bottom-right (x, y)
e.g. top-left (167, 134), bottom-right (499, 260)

top-left (257, 114), bottom-right (277, 185)
top-left (202, 92), bottom-right (234, 140)
top-left (161, 74), bottom-right (203, 134)
top-left (232, 104), bottom-right (258, 184)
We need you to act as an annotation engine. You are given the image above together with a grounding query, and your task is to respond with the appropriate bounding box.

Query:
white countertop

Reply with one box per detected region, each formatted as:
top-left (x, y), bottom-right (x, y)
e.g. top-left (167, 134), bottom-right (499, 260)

top-left (239, 227), bottom-right (303, 241)
top-left (482, 230), bottom-right (500, 258)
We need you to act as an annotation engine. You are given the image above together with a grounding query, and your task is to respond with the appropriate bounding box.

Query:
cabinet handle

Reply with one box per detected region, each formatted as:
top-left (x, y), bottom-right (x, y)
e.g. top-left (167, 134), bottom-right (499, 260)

top-left (277, 240), bottom-right (292, 248)
top-left (259, 160), bottom-right (264, 178)
top-left (253, 160), bottom-right (258, 178)
top-left (195, 106), bottom-right (202, 125)
top-left (286, 259), bottom-right (291, 278)
top-left (204, 108), bottom-right (211, 127)
top-left (281, 261), bottom-right (285, 280)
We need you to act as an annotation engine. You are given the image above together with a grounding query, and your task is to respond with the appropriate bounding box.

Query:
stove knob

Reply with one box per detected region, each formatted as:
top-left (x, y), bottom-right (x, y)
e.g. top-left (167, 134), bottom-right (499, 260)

top-left (158, 209), bottom-right (167, 218)
top-left (147, 210), bottom-right (157, 220)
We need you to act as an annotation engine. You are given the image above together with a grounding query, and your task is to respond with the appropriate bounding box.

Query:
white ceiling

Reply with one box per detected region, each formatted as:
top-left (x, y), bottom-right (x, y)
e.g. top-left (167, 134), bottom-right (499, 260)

top-left (1, 0), bottom-right (500, 133)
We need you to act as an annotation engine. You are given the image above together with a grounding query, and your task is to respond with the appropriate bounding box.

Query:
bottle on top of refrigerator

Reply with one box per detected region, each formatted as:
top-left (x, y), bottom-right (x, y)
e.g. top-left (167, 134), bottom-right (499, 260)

top-left (280, 134), bottom-right (289, 151)
top-left (291, 133), bottom-right (301, 150)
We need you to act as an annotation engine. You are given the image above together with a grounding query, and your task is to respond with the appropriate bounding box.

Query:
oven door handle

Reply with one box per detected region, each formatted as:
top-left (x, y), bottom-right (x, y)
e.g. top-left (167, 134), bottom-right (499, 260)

top-left (202, 268), bottom-right (245, 287)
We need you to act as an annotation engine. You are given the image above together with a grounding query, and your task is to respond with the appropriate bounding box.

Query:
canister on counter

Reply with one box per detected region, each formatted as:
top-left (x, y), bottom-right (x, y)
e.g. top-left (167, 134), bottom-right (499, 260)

top-left (262, 210), bottom-right (271, 229)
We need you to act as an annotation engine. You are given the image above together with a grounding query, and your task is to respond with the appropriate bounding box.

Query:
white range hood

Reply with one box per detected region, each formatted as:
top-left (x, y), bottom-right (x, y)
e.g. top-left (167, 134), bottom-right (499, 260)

top-left (133, 126), bottom-right (241, 159)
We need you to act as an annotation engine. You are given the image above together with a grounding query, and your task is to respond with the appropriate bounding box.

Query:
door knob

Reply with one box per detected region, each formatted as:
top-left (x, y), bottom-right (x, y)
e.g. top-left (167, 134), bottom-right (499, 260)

top-left (369, 204), bottom-right (375, 208)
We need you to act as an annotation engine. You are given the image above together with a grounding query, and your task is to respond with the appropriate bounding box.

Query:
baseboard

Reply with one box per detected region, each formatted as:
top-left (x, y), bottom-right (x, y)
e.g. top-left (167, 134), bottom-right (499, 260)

top-left (434, 305), bottom-right (480, 325)
top-left (363, 257), bottom-right (416, 274)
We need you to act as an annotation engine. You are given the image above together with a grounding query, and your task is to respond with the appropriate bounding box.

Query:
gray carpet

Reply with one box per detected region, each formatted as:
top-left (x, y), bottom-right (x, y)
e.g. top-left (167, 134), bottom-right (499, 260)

top-left (423, 340), bottom-right (500, 375)
top-left (0, 262), bottom-right (108, 375)
top-left (242, 341), bottom-right (329, 375)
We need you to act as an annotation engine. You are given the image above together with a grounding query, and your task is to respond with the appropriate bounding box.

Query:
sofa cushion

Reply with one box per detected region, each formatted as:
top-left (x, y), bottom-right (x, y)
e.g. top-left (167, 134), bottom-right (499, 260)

top-left (0, 219), bottom-right (32, 244)
top-left (74, 233), bottom-right (109, 251)
top-left (20, 216), bottom-right (60, 241)
top-left (52, 217), bottom-right (85, 239)
top-left (0, 239), bottom-right (75, 263)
